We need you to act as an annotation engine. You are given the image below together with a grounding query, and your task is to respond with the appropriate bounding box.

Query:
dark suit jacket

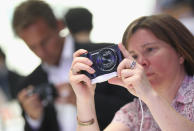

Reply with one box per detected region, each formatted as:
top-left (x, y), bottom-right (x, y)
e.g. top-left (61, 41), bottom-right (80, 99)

top-left (0, 70), bottom-right (24, 100)
top-left (17, 42), bottom-right (135, 131)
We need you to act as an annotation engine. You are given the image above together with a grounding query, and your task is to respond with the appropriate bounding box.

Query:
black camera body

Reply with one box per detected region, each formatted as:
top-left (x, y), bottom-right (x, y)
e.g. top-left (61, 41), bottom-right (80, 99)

top-left (33, 83), bottom-right (58, 106)
top-left (81, 45), bottom-right (123, 84)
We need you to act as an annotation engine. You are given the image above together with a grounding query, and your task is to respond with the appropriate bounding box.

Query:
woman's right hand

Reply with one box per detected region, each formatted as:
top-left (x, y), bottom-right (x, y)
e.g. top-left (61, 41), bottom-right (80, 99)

top-left (69, 49), bottom-right (96, 101)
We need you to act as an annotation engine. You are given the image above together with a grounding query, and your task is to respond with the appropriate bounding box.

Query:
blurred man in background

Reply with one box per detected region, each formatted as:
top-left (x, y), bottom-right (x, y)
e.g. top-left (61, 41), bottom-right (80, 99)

top-left (12, 1), bottom-right (76, 131)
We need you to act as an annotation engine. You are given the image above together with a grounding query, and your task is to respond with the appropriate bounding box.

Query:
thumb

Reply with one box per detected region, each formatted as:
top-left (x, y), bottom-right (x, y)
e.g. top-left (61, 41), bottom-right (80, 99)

top-left (108, 77), bottom-right (125, 87)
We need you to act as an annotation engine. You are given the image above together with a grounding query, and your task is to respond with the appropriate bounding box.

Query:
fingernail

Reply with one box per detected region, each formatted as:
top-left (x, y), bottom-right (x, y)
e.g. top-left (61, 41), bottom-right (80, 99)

top-left (91, 68), bottom-right (95, 73)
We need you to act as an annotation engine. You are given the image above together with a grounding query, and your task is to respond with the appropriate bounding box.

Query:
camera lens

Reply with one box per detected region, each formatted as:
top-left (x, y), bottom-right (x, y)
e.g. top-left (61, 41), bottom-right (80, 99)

top-left (96, 48), bottom-right (117, 71)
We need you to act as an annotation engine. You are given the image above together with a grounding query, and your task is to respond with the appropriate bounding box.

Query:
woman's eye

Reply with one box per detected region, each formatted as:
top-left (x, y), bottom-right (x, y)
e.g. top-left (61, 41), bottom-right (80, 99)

top-left (146, 47), bottom-right (154, 52)
top-left (132, 55), bottom-right (138, 60)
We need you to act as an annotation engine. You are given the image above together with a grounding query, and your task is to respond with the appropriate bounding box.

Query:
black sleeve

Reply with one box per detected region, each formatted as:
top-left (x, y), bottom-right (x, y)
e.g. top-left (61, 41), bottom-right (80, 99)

top-left (7, 70), bottom-right (24, 99)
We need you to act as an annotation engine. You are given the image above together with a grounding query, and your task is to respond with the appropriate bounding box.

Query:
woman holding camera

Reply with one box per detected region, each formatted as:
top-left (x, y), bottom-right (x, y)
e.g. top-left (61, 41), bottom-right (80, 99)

top-left (69, 14), bottom-right (194, 131)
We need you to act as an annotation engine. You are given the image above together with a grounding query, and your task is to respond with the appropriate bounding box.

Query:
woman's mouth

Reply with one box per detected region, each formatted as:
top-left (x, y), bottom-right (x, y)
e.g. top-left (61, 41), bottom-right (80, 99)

top-left (146, 73), bottom-right (154, 77)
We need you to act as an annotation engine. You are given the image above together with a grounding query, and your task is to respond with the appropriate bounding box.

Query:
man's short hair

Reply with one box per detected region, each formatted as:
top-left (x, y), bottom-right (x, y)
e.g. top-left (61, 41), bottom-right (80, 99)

top-left (12, 0), bottom-right (57, 36)
top-left (64, 7), bottom-right (93, 34)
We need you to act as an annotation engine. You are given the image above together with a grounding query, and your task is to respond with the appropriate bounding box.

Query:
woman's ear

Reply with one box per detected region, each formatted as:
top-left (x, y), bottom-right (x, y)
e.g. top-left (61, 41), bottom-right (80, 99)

top-left (179, 56), bottom-right (184, 64)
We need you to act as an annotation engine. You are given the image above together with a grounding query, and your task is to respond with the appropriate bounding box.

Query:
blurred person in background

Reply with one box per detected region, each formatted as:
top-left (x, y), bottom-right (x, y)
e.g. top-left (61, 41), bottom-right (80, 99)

top-left (12, 0), bottom-right (135, 131)
top-left (154, 0), bottom-right (194, 35)
top-left (64, 7), bottom-right (93, 44)
top-left (0, 47), bottom-right (23, 101)
top-left (0, 47), bottom-right (24, 131)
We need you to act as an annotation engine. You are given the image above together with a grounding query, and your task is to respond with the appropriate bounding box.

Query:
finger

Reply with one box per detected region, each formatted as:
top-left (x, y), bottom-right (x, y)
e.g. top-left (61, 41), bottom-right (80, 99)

top-left (24, 94), bottom-right (39, 104)
top-left (108, 77), bottom-right (125, 87)
top-left (121, 75), bottom-right (137, 88)
top-left (71, 74), bottom-right (92, 87)
top-left (73, 49), bottom-right (88, 58)
top-left (108, 77), bottom-right (135, 95)
top-left (26, 85), bottom-right (34, 97)
top-left (120, 68), bottom-right (135, 79)
top-left (118, 43), bottom-right (136, 60)
top-left (120, 76), bottom-right (137, 97)
top-left (72, 63), bottom-right (95, 75)
top-left (18, 88), bottom-right (27, 102)
top-left (27, 85), bottom-right (34, 90)
top-left (117, 58), bottom-right (132, 77)
top-left (70, 70), bottom-right (91, 84)
top-left (22, 95), bottom-right (40, 110)
top-left (108, 77), bottom-right (136, 96)
top-left (118, 43), bottom-right (130, 58)
top-left (71, 57), bottom-right (93, 67)
top-left (18, 85), bottom-right (34, 102)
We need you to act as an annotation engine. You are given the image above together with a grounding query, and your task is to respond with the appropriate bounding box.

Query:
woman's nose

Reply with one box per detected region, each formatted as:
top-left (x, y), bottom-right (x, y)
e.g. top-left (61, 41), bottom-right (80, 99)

top-left (137, 56), bottom-right (149, 68)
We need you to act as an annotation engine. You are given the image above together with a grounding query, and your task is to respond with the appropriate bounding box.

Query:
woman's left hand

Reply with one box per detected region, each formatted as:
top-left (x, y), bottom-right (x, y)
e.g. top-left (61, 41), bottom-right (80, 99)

top-left (108, 43), bottom-right (154, 103)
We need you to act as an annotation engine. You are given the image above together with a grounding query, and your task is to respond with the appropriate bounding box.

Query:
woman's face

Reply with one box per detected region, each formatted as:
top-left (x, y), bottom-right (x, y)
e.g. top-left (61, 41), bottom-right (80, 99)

top-left (127, 29), bottom-right (185, 89)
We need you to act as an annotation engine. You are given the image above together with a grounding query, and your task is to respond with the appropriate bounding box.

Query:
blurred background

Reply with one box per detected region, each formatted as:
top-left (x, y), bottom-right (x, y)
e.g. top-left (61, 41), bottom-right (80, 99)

top-left (0, 0), bottom-right (193, 130)
top-left (0, 0), bottom-right (155, 76)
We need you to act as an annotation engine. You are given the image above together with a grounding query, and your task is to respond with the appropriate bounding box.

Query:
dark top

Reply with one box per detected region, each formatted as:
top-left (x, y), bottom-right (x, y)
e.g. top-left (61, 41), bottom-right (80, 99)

top-left (0, 70), bottom-right (24, 100)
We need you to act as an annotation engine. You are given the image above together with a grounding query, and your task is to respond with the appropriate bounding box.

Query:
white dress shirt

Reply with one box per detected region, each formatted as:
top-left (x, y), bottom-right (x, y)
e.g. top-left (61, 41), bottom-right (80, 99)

top-left (42, 34), bottom-right (74, 84)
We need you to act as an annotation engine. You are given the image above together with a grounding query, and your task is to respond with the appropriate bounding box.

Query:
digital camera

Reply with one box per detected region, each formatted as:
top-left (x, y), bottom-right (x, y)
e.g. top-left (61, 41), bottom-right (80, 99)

top-left (33, 83), bottom-right (58, 106)
top-left (81, 45), bottom-right (123, 84)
